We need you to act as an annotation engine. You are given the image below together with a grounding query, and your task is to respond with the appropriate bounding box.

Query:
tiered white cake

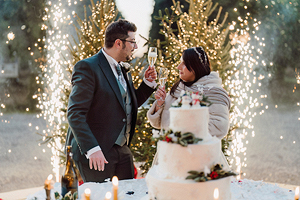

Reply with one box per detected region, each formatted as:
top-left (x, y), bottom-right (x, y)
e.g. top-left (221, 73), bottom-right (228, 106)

top-left (146, 104), bottom-right (232, 200)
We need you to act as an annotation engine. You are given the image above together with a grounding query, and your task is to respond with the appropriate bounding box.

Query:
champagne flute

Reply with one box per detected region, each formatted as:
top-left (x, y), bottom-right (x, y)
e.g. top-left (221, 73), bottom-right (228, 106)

top-left (158, 67), bottom-right (168, 86)
top-left (157, 67), bottom-right (168, 102)
top-left (148, 47), bottom-right (157, 68)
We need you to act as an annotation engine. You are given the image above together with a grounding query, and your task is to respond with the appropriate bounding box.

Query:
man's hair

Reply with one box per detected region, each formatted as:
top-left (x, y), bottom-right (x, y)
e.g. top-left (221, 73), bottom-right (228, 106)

top-left (105, 19), bottom-right (137, 48)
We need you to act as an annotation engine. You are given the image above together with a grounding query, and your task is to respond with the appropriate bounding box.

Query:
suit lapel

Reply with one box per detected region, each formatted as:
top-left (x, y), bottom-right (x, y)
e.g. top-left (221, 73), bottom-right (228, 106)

top-left (97, 50), bottom-right (125, 110)
top-left (121, 66), bottom-right (138, 111)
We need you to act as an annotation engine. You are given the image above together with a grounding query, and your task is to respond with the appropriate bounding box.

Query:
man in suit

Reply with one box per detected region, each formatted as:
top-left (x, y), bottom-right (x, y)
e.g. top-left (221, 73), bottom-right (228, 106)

top-left (66, 19), bottom-right (157, 182)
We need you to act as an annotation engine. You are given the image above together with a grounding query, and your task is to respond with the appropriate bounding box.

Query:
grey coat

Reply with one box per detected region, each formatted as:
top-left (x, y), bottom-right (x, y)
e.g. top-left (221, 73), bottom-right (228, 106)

top-left (147, 71), bottom-right (231, 139)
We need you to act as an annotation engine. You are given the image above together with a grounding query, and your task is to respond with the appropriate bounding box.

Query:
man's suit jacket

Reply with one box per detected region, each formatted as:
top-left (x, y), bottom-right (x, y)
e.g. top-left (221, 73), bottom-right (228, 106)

top-left (66, 49), bottom-right (155, 164)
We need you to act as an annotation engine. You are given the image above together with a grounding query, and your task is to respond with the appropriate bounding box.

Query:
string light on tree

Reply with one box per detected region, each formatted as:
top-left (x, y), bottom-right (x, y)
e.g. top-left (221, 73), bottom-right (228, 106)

top-left (7, 32), bottom-right (15, 41)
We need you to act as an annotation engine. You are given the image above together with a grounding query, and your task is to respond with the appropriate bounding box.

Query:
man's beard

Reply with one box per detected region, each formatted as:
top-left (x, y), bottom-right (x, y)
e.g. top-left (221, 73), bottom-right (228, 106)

top-left (123, 44), bottom-right (133, 61)
top-left (126, 55), bottom-right (132, 61)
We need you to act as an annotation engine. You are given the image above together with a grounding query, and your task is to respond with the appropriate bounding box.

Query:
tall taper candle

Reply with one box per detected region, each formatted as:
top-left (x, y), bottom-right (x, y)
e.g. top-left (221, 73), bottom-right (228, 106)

top-left (84, 188), bottom-right (91, 200)
top-left (112, 176), bottom-right (118, 200)
top-left (44, 174), bottom-right (53, 200)
top-left (295, 186), bottom-right (299, 200)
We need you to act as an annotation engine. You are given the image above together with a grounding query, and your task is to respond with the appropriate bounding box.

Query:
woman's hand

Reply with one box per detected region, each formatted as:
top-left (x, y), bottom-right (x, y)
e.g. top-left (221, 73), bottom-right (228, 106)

top-left (154, 85), bottom-right (166, 111)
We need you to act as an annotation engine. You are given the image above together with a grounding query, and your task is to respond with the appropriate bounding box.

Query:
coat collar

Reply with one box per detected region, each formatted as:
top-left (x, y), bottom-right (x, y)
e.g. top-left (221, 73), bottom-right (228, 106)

top-left (97, 49), bottom-right (125, 110)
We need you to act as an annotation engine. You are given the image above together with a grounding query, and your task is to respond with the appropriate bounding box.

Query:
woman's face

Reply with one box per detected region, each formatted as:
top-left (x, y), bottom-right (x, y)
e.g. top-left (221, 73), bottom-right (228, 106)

top-left (177, 57), bottom-right (195, 82)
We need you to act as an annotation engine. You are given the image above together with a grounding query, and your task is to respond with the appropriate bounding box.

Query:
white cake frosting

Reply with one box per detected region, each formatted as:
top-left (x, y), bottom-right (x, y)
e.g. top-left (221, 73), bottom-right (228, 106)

top-left (157, 139), bottom-right (221, 179)
top-left (146, 168), bottom-right (232, 200)
top-left (146, 105), bottom-right (232, 200)
top-left (169, 106), bottom-right (212, 141)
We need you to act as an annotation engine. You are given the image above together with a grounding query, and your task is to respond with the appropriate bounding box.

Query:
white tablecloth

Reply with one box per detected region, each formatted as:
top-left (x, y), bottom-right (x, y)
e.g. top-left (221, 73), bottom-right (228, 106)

top-left (26, 178), bottom-right (296, 200)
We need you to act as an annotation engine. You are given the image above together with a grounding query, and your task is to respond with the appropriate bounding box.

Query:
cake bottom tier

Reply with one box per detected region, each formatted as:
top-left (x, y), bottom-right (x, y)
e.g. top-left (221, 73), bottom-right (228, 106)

top-left (146, 166), bottom-right (232, 200)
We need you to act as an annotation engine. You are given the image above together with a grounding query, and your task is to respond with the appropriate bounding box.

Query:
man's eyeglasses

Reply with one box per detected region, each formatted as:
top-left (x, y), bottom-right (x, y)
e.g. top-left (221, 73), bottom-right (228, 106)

top-left (120, 39), bottom-right (137, 45)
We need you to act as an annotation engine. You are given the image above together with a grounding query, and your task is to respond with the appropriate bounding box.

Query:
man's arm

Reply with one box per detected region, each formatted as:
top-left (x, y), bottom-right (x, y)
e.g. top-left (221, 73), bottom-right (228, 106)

top-left (67, 60), bottom-right (99, 153)
top-left (68, 60), bottom-right (110, 171)
top-left (134, 66), bottom-right (158, 107)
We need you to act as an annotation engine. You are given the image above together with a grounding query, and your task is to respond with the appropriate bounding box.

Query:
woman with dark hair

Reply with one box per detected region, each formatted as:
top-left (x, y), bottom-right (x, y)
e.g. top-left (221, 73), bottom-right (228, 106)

top-left (147, 47), bottom-right (231, 139)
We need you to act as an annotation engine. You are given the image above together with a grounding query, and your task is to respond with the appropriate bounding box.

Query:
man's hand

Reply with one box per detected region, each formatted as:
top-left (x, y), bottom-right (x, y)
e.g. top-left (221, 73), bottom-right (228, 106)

top-left (144, 66), bottom-right (157, 82)
top-left (89, 150), bottom-right (108, 171)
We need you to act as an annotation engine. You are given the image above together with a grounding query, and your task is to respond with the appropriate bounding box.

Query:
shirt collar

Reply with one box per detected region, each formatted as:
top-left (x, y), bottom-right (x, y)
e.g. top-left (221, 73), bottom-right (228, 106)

top-left (102, 48), bottom-right (119, 67)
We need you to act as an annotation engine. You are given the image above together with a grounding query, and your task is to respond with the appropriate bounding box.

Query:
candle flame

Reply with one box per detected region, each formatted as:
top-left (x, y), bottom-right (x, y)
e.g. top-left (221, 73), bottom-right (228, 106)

top-left (105, 191), bottom-right (112, 199)
top-left (47, 174), bottom-right (53, 180)
top-left (85, 188), bottom-right (91, 195)
top-left (112, 176), bottom-right (118, 186)
top-left (296, 186), bottom-right (299, 199)
top-left (214, 188), bottom-right (219, 200)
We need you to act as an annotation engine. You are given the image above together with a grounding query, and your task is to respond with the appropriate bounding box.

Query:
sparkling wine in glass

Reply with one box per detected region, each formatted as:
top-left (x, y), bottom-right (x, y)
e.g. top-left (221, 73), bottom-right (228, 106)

top-left (148, 47), bottom-right (157, 68)
top-left (159, 67), bottom-right (168, 86)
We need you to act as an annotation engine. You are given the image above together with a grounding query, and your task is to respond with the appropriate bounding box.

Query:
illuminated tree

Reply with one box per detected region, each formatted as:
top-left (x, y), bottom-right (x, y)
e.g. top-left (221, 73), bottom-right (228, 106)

top-left (131, 0), bottom-right (238, 174)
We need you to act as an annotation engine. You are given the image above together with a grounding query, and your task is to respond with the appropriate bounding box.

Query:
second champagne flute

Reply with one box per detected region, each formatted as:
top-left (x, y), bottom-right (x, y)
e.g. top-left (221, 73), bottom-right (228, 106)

top-left (158, 67), bottom-right (168, 86)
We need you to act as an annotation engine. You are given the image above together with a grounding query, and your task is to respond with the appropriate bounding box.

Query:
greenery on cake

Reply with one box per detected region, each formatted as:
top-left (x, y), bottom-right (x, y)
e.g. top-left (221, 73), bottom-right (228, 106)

top-left (186, 164), bottom-right (238, 182)
top-left (171, 90), bottom-right (212, 108)
top-left (152, 129), bottom-right (202, 147)
top-left (54, 191), bottom-right (78, 200)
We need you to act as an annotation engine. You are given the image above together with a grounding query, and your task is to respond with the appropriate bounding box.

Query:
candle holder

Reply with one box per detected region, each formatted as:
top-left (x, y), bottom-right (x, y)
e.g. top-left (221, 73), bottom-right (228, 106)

top-left (45, 188), bottom-right (51, 200)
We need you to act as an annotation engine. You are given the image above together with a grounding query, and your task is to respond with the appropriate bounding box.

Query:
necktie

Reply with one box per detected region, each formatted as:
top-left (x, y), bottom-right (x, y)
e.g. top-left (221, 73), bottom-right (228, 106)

top-left (116, 64), bottom-right (127, 92)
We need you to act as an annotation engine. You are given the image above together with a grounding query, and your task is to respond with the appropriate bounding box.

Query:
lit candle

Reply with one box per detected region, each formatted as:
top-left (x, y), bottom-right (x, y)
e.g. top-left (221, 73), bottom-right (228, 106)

top-left (238, 164), bottom-right (242, 180)
top-left (44, 174), bottom-right (53, 200)
top-left (44, 174), bottom-right (53, 190)
top-left (84, 188), bottom-right (91, 200)
top-left (295, 186), bottom-right (299, 200)
top-left (104, 191), bottom-right (112, 200)
top-left (213, 188), bottom-right (219, 200)
top-left (112, 176), bottom-right (118, 200)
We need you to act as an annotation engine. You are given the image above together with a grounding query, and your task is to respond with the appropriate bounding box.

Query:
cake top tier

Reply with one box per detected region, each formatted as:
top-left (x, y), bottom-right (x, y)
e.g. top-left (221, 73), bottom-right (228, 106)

top-left (168, 90), bottom-right (212, 141)
top-left (169, 105), bottom-right (211, 141)
top-left (171, 90), bottom-right (211, 109)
